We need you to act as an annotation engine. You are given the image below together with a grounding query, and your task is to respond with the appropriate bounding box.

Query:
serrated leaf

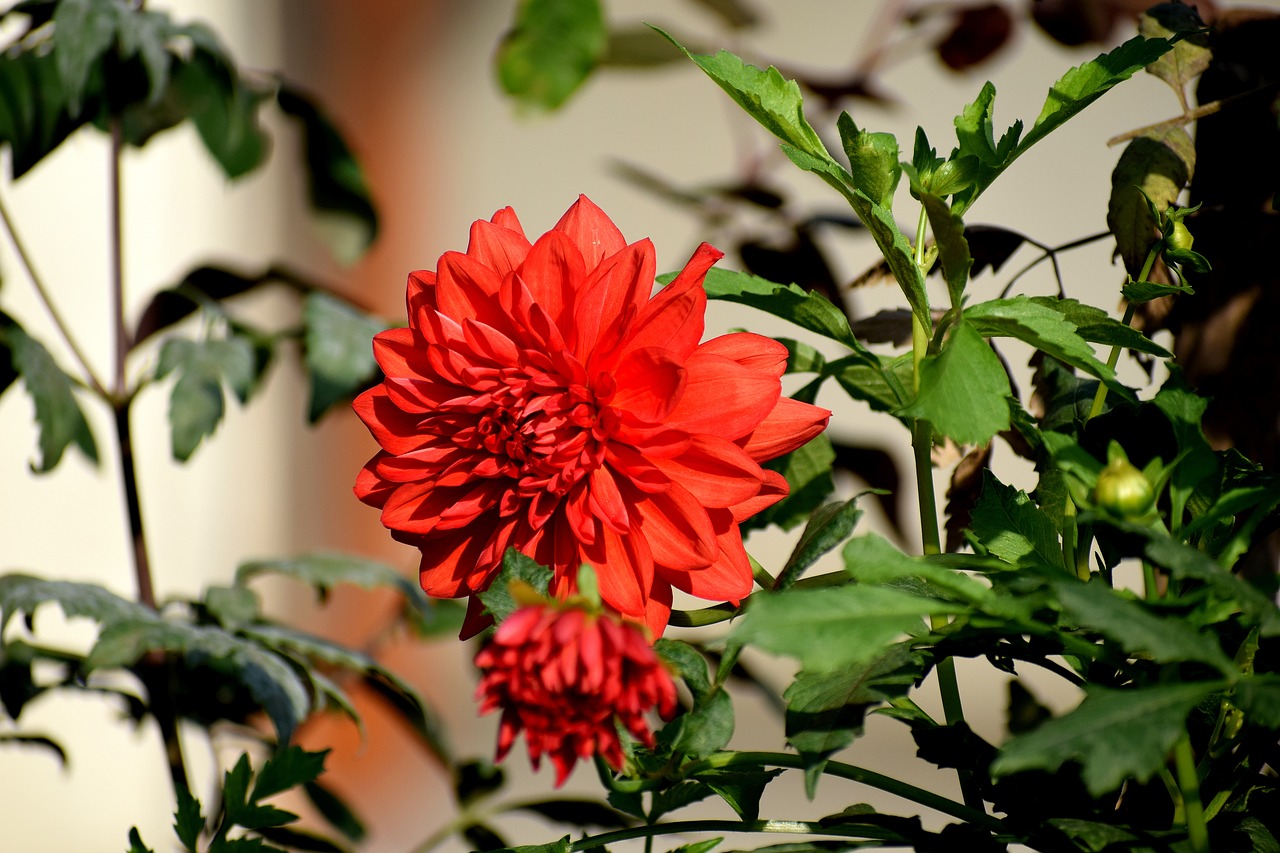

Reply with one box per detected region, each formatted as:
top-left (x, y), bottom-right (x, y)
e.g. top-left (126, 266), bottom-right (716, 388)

top-left (0, 573), bottom-right (153, 633)
top-left (991, 681), bottom-right (1223, 796)
top-left (665, 839), bottom-right (722, 853)
top-left (785, 646), bottom-right (921, 756)
top-left (898, 321), bottom-right (1011, 446)
top-left (967, 296), bottom-right (1134, 403)
top-left (1107, 127), bottom-right (1194, 276)
top-left (1142, 536), bottom-right (1280, 636)
top-left (969, 471), bottom-right (1063, 573)
top-left (696, 768), bottom-right (784, 822)
top-left (86, 620), bottom-right (310, 745)
top-left (843, 533), bottom-right (994, 604)
top-left (252, 746), bottom-right (327, 801)
top-left (1140, 4), bottom-right (1211, 101)
top-left (127, 827), bottom-right (156, 853)
top-left (277, 87), bottom-right (379, 264)
top-left (837, 112), bottom-right (900, 209)
top-left (157, 336), bottom-right (256, 461)
top-left (733, 584), bottom-right (963, 673)
top-left (921, 193), bottom-right (971, 311)
top-left (496, 0), bottom-right (605, 111)
top-left (174, 786), bottom-right (204, 850)
top-left (477, 549), bottom-right (553, 625)
top-left (1053, 579), bottom-right (1235, 673)
top-left (774, 498), bottom-right (862, 591)
top-left (830, 353), bottom-right (912, 416)
top-left (0, 318), bottom-right (98, 471)
top-left (302, 291), bottom-right (387, 421)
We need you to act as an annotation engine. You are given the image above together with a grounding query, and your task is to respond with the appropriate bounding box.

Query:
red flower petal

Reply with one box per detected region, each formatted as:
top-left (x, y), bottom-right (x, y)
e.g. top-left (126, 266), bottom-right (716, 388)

top-left (553, 194), bottom-right (626, 268)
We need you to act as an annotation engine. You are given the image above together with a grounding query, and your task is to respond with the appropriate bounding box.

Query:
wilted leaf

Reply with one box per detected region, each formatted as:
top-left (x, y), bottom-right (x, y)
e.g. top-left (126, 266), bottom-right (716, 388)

top-left (1107, 127), bottom-right (1194, 276)
top-left (1140, 3), bottom-right (1211, 104)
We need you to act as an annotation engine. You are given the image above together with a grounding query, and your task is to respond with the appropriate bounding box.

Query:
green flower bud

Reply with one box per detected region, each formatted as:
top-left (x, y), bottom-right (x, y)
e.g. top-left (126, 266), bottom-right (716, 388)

top-left (1093, 447), bottom-right (1155, 517)
top-left (1168, 220), bottom-right (1194, 252)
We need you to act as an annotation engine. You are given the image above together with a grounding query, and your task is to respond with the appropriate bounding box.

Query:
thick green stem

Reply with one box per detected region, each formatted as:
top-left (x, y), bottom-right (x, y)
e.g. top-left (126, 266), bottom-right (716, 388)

top-left (569, 819), bottom-right (906, 851)
top-left (681, 751), bottom-right (1003, 832)
top-left (1174, 735), bottom-right (1210, 853)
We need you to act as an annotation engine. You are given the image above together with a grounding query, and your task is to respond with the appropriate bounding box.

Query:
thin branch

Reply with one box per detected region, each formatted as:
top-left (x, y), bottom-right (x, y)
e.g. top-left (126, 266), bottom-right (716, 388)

top-left (0, 191), bottom-right (110, 398)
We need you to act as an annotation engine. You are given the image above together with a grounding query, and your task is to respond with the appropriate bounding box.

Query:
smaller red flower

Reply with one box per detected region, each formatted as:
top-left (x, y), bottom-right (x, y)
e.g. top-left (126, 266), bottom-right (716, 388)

top-left (474, 602), bottom-right (678, 785)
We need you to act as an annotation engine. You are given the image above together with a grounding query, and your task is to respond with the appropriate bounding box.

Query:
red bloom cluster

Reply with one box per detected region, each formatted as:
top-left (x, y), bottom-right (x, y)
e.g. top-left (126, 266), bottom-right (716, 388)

top-left (474, 603), bottom-right (678, 785)
top-left (354, 196), bottom-right (830, 635)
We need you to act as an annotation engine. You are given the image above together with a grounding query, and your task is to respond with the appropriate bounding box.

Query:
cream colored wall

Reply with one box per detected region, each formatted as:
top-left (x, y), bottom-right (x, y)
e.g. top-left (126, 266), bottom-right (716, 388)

top-left (1, 1), bottom-right (1272, 851)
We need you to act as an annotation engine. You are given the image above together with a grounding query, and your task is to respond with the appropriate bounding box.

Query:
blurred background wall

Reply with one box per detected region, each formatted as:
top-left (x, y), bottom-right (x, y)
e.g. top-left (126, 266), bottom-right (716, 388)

top-left (0, 0), bottom-right (1259, 850)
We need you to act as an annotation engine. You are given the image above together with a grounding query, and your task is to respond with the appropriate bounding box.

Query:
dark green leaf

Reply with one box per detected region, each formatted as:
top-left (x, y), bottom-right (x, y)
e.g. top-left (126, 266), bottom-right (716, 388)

top-left (673, 689), bottom-right (734, 759)
top-left (496, 0), bottom-right (605, 111)
top-left (733, 584), bottom-right (963, 673)
top-left (1140, 3), bottom-right (1211, 99)
top-left (127, 827), bottom-right (156, 853)
top-left (86, 620), bottom-right (310, 745)
top-left (0, 45), bottom-right (96, 178)
top-left (1121, 278), bottom-right (1193, 304)
top-left (455, 759), bottom-right (505, 806)
top-left (1153, 368), bottom-right (1219, 527)
top-left (830, 353), bottom-right (912, 416)
top-left (0, 573), bottom-right (153, 633)
top-left (52, 0), bottom-right (116, 113)
top-left (696, 768), bottom-right (784, 821)
top-left (157, 336), bottom-right (256, 461)
top-left (774, 498), bottom-right (862, 591)
top-left (302, 291), bottom-right (388, 422)
top-left (785, 646), bottom-right (921, 756)
top-left (252, 746), bottom-right (327, 801)
top-left (991, 681), bottom-right (1224, 796)
top-left (253, 826), bottom-right (347, 853)
top-left (1142, 537), bottom-right (1280, 636)
top-left (969, 471), bottom-right (1063, 573)
top-left (172, 41), bottom-right (269, 179)
top-left (650, 781), bottom-right (716, 821)
top-left (303, 780), bottom-right (366, 843)
top-left (743, 431), bottom-right (836, 534)
top-left (493, 836), bottom-right (571, 853)
top-left (654, 639), bottom-right (714, 701)
top-left (223, 753), bottom-right (253, 813)
top-left (0, 318), bottom-right (98, 471)
top-left (664, 840), bottom-right (722, 853)
top-left (174, 786), bottom-right (204, 851)
top-left (508, 799), bottom-right (633, 829)
top-left (1053, 579), bottom-right (1235, 672)
top-left (204, 585), bottom-right (259, 630)
top-left (898, 321), bottom-right (1011, 446)
top-left (277, 87), bottom-right (379, 263)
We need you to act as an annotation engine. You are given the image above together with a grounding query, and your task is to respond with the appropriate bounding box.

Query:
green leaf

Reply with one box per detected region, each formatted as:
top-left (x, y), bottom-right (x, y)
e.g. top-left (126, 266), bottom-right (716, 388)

top-left (1053, 579), bottom-right (1235, 673)
top-left (86, 620), bottom-right (310, 745)
top-left (302, 291), bottom-right (388, 421)
top-left (692, 268), bottom-right (870, 358)
top-left (774, 498), bottom-right (863, 591)
top-left (303, 780), bottom-right (366, 843)
top-left (204, 585), bottom-right (260, 630)
top-left (174, 44), bottom-right (270, 179)
top-left (654, 639), bottom-right (714, 701)
top-left (0, 45), bottom-right (96, 178)
top-left (1029, 296), bottom-right (1171, 356)
top-left (252, 746), bottom-right (328, 801)
top-left (837, 112), bottom-right (900, 209)
top-left (898, 321), bottom-right (1011, 446)
top-left (253, 826), bottom-right (347, 853)
top-left (830, 352), bottom-right (912, 416)
top-left (991, 681), bottom-right (1223, 796)
top-left (969, 471), bottom-right (1063, 573)
top-left (843, 533), bottom-right (995, 604)
top-left (1153, 368), bottom-right (1219, 527)
top-left (1142, 536), bottom-right (1280, 636)
top-left (921, 193), bottom-right (972, 311)
top-left (52, 0), bottom-right (117, 114)
top-left (733, 584), bottom-right (963, 673)
top-left (277, 87), bottom-right (380, 264)
top-left (477, 549), bottom-right (553, 625)
top-left (657, 34), bottom-right (827, 159)
top-left (966, 296), bottom-right (1134, 403)
top-left (174, 786), bottom-right (204, 851)
top-left (1232, 678), bottom-right (1280, 730)
top-left (157, 336), bottom-right (256, 461)
top-left (673, 689), bottom-right (734, 760)
top-left (1121, 278), bottom-right (1193, 304)
top-left (0, 317), bottom-right (98, 471)
top-left (494, 836), bottom-right (571, 853)
top-left (664, 839), bottom-right (722, 853)
top-left (742, 431), bottom-right (836, 534)
top-left (1107, 127), bottom-right (1194, 276)
top-left (1140, 3), bottom-right (1212, 100)
top-left (496, 0), bottom-right (605, 111)
top-left (785, 645), bottom-right (921, 756)
top-left (695, 768), bottom-right (785, 822)
top-left (507, 799), bottom-right (633, 829)
top-left (127, 827), bottom-right (156, 853)
top-left (0, 573), bottom-right (153, 633)
top-left (952, 36), bottom-right (1174, 215)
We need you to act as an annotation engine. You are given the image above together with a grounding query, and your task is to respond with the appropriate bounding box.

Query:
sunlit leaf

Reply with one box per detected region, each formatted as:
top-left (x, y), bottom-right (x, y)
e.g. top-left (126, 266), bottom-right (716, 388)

top-left (898, 321), bottom-right (1011, 446)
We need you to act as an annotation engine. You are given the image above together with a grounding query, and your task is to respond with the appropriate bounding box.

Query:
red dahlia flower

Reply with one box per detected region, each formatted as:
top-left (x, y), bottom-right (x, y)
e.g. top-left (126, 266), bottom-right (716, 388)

top-left (474, 602), bottom-right (677, 785)
top-left (354, 196), bottom-right (830, 635)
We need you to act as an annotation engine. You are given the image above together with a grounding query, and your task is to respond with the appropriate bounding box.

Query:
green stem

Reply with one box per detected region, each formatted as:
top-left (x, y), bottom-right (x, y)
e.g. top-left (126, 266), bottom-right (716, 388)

top-left (1088, 242), bottom-right (1159, 420)
top-left (682, 752), bottom-right (1002, 833)
top-left (568, 819), bottom-right (907, 851)
top-left (0, 191), bottom-right (110, 398)
top-left (1174, 735), bottom-right (1210, 853)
